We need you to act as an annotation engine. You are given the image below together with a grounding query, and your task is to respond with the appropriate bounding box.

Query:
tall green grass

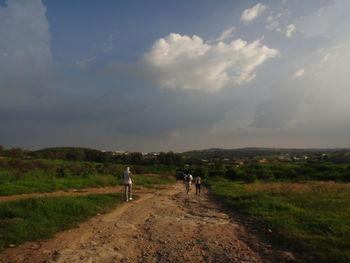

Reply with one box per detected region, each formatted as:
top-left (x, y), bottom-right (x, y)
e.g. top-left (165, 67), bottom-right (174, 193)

top-left (0, 158), bottom-right (176, 196)
top-left (0, 171), bottom-right (117, 196)
top-left (0, 194), bottom-right (124, 250)
top-left (207, 179), bottom-right (350, 263)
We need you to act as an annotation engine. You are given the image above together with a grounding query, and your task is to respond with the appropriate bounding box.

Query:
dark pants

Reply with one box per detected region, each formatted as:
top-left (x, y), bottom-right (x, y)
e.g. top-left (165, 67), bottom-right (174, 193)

top-left (195, 184), bottom-right (201, 195)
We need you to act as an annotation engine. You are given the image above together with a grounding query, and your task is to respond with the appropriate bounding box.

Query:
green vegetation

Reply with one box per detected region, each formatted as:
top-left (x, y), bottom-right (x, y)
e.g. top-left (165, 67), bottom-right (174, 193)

top-left (0, 172), bottom-right (117, 196)
top-left (0, 158), bottom-right (175, 196)
top-left (183, 147), bottom-right (350, 159)
top-left (207, 179), bottom-right (350, 263)
top-left (31, 147), bottom-right (185, 166)
top-left (0, 194), bottom-right (124, 250)
top-left (186, 162), bottom-right (350, 183)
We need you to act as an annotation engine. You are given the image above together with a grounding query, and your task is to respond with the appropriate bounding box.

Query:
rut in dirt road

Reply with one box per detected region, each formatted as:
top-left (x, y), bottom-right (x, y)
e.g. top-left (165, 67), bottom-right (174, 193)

top-left (0, 183), bottom-right (295, 263)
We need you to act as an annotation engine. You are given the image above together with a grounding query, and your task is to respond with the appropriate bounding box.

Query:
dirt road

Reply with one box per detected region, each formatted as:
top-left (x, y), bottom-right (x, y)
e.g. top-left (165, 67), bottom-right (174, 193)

top-left (0, 183), bottom-right (295, 263)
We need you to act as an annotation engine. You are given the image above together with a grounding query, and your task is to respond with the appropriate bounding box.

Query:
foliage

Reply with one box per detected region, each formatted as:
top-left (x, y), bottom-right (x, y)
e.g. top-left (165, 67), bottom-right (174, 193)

top-left (182, 147), bottom-right (350, 159)
top-left (0, 194), bottom-right (124, 250)
top-left (0, 158), bottom-right (175, 196)
top-left (191, 162), bottom-right (350, 183)
top-left (207, 179), bottom-right (350, 263)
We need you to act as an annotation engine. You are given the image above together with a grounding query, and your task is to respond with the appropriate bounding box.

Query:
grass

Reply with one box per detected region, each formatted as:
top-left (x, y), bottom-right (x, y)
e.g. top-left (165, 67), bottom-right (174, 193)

top-left (0, 164), bottom-right (176, 196)
top-left (207, 178), bottom-right (350, 263)
top-left (0, 171), bottom-right (118, 196)
top-left (0, 194), bottom-right (124, 250)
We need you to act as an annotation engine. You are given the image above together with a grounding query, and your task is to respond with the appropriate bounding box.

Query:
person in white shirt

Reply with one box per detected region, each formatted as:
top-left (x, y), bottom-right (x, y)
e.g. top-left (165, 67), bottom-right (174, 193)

top-left (185, 173), bottom-right (193, 194)
top-left (123, 167), bottom-right (133, 201)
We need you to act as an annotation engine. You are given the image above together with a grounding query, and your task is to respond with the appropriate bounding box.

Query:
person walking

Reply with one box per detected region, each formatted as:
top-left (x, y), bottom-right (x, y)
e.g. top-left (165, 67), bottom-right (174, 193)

top-left (124, 167), bottom-right (133, 201)
top-left (194, 175), bottom-right (202, 196)
top-left (185, 173), bottom-right (193, 194)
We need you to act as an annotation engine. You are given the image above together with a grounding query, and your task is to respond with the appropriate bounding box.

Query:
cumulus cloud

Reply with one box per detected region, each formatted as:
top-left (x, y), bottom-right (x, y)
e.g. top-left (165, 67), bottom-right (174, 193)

top-left (140, 33), bottom-right (279, 92)
top-left (285, 24), bottom-right (296, 38)
top-left (293, 68), bottom-right (305, 78)
top-left (241, 3), bottom-right (267, 23)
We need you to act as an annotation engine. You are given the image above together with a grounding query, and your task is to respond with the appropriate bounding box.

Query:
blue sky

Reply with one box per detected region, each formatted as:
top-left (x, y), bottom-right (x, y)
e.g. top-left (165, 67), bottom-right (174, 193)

top-left (1, 0), bottom-right (350, 151)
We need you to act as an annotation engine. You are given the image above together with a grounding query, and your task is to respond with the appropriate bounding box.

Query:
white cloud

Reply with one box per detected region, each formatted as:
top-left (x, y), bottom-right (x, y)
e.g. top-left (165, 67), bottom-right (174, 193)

top-left (0, 0), bottom-right (52, 73)
top-left (286, 24), bottom-right (296, 38)
top-left (217, 27), bottom-right (235, 42)
top-left (321, 53), bottom-right (330, 63)
top-left (0, 0), bottom-right (53, 107)
top-left (266, 12), bottom-right (287, 32)
top-left (251, 34), bottom-right (350, 144)
top-left (266, 15), bottom-right (279, 31)
top-left (296, 0), bottom-right (350, 39)
top-left (292, 68), bottom-right (305, 78)
top-left (241, 3), bottom-right (267, 23)
top-left (142, 33), bottom-right (279, 92)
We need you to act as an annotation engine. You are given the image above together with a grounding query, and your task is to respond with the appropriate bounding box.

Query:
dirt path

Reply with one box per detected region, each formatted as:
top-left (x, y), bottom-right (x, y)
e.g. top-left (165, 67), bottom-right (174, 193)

top-left (0, 183), bottom-right (296, 263)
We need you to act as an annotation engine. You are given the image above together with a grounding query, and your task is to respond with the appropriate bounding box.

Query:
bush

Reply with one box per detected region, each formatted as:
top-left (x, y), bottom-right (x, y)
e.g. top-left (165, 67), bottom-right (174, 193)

top-left (225, 167), bottom-right (239, 180)
top-left (243, 172), bottom-right (257, 183)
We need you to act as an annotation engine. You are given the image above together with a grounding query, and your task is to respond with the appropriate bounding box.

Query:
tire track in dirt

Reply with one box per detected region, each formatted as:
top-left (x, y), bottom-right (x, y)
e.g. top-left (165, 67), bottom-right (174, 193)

top-left (0, 183), bottom-right (296, 263)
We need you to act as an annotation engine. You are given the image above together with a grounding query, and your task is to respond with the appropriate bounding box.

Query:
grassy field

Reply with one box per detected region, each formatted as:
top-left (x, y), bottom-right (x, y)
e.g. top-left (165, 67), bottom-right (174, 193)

top-left (0, 172), bottom-right (175, 196)
top-left (207, 179), bottom-right (350, 263)
top-left (0, 171), bottom-right (117, 196)
top-left (0, 194), bottom-right (124, 250)
top-left (0, 158), bottom-right (176, 196)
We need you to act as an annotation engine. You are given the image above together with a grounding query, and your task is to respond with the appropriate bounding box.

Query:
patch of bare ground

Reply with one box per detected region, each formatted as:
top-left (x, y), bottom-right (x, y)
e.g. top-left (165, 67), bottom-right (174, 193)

top-left (0, 183), bottom-right (297, 263)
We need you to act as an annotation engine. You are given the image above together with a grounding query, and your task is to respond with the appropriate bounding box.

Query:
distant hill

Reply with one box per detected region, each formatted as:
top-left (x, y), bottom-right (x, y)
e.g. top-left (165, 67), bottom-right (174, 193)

top-left (182, 147), bottom-right (350, 159)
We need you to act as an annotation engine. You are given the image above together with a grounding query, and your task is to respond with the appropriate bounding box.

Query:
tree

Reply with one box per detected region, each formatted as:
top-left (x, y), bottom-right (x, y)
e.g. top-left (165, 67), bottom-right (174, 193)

top-left (193, 166), bottom-right (207, 179)
top-left (225, 167), bottom-right (239, 181)
top-left (8, 147), bottom-right (24, 158)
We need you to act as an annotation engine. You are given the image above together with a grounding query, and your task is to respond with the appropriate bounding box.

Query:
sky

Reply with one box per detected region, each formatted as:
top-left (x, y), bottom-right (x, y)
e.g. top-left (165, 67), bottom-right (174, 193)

top-left (1, 0), bottom-right (350, 152)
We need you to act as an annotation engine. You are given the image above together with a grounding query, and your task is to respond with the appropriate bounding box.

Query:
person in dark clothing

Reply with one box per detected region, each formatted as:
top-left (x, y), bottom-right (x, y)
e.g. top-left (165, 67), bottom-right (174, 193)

top-left (194, 176), bottom-right (202, 195)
